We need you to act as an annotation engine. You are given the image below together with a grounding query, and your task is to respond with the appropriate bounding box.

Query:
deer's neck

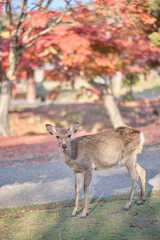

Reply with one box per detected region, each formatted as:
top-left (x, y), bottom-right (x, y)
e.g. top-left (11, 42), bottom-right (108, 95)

top-left (61, 149), bottom-right (73, 166)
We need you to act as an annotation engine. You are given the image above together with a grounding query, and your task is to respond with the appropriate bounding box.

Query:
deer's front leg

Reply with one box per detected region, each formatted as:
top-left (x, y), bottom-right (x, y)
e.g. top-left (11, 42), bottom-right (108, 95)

top-left (81, 169), bottom-right (92, 219)
top-left (71, 172), bottom-right (82, 217)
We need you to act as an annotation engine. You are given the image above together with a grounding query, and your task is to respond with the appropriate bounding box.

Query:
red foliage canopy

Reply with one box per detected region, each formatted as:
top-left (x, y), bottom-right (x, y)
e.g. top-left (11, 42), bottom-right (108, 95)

top-left (0, 0), bottom-right (159, 82)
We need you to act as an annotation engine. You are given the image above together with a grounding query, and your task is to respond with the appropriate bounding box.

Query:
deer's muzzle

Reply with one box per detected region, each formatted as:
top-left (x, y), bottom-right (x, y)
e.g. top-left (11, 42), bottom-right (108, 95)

top-left (62, 144), bottom-right (67, 150)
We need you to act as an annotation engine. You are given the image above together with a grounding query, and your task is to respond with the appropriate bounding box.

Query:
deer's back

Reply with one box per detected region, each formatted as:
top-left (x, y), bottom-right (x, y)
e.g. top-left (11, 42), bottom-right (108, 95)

top-left (71, 127), bottom-right (141, 170)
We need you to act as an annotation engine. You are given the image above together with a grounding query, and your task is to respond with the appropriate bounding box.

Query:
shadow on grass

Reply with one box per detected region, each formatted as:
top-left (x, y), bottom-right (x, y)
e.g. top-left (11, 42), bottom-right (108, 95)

top-left (37, 191), bottom-right (160, 240)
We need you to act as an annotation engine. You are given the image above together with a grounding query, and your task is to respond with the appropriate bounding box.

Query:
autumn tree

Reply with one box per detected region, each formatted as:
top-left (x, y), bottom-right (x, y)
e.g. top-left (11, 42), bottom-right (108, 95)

top-left (69, 0), bottom-right (159, 127)
top-left (0, 0), bottom-right (71, 135)
top-left (38, 0), bottom-right (159, 127)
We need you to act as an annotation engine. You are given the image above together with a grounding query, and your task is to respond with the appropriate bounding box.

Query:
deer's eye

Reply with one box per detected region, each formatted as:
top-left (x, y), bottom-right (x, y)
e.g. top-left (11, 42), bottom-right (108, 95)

top-left (56, 136), bottom-right (60, 139)
top-left (68, 135), bottom-right (71, 138)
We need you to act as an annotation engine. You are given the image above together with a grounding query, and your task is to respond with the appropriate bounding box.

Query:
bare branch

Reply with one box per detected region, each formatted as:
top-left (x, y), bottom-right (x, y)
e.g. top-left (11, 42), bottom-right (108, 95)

top-left (38, 0), bottom-right (44, 9)
top-left (44, 0), bottom-right (52, 9)
top-left (38, 0), bottom-right (53, 10)
top-left (15, 0), bottom-right (27, 40)
top-left (6, 0), bottom-right (14, 26)
top-left (39, 0), bottom-right (44, 6)
top-left (23, 25), bottom-right (53, 48)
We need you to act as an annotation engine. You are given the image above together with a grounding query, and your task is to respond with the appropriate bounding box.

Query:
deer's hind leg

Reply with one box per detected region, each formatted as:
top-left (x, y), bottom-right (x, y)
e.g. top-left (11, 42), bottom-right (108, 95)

top-left (136, 163), bottom-right (146, 204)
top-left (123, 153), bottom-right (140, 210)
top-left (81, 169), bottom-right (92, 219)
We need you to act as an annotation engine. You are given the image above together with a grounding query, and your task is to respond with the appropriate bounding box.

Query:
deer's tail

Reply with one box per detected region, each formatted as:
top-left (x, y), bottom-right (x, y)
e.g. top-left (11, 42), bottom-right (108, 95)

top-left (138, 131), bottom-right (145, 153)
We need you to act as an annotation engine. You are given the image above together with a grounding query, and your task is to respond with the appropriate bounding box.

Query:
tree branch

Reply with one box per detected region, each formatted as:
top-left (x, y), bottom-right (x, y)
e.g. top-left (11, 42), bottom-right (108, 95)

top-left (15, 0), bottom-right (27, 41)
top-left (39, 0), bottom-right (44, 7)
top-left (6, 0), bottom-right (14, 26)
top-left (23, 0), bottom-right (72, 49)
top-left (90, 79), bottom-right (108, 94)
top-left (44, 0), bottom-right (52, 10)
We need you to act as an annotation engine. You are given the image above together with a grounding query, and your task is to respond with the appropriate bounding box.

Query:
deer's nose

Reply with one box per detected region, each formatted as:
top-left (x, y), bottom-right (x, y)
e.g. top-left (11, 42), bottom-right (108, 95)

top-left (62, 144), bottom-right (67, 150)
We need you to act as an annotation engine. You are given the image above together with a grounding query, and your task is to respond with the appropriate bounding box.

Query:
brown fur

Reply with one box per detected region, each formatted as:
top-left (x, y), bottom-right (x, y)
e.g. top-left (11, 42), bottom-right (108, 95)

top-left (45, 123), bottom-right (146, 218)
top-left (71, 127), bottom-right (141, 162)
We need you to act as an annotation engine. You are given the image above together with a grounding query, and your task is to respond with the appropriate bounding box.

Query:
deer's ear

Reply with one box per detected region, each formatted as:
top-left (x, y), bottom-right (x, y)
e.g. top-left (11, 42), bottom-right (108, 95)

top-left (69, 122), bottom-right (79, 134)
top-left (45, 124), bottom-right (57, 135)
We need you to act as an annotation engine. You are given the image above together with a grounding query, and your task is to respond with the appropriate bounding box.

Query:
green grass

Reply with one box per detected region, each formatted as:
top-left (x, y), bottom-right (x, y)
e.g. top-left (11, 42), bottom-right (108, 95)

top-left (133, 79), bottom-right (160, 96)
top-left (0, 192), bottom-right (160, 240)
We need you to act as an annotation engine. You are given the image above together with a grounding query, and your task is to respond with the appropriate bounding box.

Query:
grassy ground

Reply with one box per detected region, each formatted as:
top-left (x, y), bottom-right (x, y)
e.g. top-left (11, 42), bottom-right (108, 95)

top-left (0, 191), bottom-right (160, 240)
top-left (132, 79), bottom-right (160, 97)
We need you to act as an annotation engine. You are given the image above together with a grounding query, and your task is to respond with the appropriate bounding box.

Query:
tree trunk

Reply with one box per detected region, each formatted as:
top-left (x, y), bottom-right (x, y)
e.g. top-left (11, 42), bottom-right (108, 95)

top-left (111, 71), bottom-right (123, 97)
top-left (103, 93), bottom-right (126, 128)
top-left (27, 70), bottom-right (36, 102)
top-left (0, 76), bottom-right (11, 136)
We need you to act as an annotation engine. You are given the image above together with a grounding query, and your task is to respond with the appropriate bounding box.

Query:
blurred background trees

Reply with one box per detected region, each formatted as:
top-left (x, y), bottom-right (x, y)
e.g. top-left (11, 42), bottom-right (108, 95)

top-left (0, 0), bottom-right (160, 135)
top-left (0, 0), bottom-right (71, 135)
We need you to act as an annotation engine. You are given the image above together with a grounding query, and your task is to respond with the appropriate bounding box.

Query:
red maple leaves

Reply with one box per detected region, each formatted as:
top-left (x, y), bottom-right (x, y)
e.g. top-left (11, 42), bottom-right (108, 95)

top-left (0, 0), bottom-right (159, 82)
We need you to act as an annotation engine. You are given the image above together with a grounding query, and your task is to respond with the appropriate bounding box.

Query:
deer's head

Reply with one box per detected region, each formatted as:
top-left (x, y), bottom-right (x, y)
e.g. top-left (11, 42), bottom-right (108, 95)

top-left (45, 122), bottom-right (79, 152)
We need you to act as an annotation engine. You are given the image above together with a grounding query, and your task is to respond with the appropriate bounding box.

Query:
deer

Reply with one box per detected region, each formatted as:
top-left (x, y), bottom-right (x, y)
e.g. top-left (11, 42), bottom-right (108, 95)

top-left (45, 122), bottom-right (146, 219)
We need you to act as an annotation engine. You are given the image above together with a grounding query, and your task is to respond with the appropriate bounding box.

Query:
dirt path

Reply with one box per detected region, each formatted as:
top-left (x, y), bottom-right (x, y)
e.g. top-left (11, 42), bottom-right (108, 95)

top-left (0, 146), bottom-right (160, 208)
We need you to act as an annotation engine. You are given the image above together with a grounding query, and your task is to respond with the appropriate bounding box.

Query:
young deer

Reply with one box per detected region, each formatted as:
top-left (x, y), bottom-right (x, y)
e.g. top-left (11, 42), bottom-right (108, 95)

top-left (45, 122), bottom-right (146, 218)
